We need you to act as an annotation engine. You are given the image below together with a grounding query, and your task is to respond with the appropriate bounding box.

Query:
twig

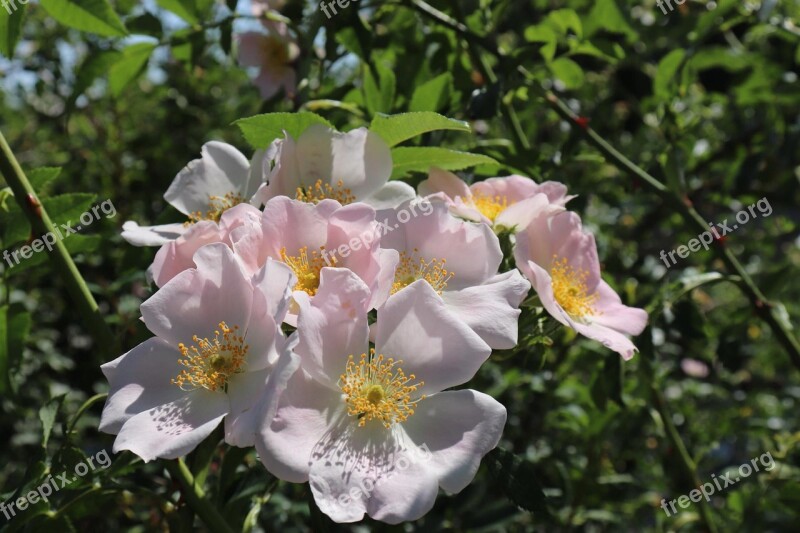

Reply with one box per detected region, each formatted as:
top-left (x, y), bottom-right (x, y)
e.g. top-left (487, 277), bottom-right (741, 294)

top-left (165, 458), bottom-right (235, 533)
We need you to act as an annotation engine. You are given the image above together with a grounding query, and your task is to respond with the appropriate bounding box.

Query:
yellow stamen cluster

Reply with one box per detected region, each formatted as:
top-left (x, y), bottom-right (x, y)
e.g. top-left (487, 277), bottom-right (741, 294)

top-left (339, 349), bottom-right (425, 428)
top-left (472, 193), bottom-right (509, 222)
top-left (550, 255), bottom-right (598, 318)
top-left (172, 322), bottom-right (248, 392)
top-left (280, 246), bottom-right (334, 296)
top-left (186, 192), bottom-right (245, 225)
top-left (391, 249), bottom-right (454, 295)
top-left (296, 179), bottom-right (355, 205)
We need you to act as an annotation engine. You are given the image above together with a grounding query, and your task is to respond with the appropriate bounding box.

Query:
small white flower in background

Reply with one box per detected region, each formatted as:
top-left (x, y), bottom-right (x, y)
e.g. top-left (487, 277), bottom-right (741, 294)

top-left (121, 142), bottom-right (263, 247)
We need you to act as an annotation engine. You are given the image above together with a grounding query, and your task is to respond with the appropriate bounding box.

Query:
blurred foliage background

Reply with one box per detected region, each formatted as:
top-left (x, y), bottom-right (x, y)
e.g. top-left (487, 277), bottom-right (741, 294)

top-left (1, 0), bottom-right (799, 531)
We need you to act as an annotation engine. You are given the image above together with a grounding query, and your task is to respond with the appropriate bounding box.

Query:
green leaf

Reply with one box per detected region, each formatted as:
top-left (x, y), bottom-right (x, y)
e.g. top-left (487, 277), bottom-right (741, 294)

top-left (549, 57), bottom-right (585, 90)
top-left (1, 200), bottom-right (29, 246)
top-left (0, 1), bottom-right (25, 58)
top-left (546, 9), bottom-right (582, 39)
top-left (108, 42), bottom-right (157, 97)
top-left (0, 306), bottom-right (7, 394)
top-left (390, 147), bottom-right (497, 179)
top-left (524, 25), bottom-right (558, 62)
top-left (39, 0), bottom-right (127, 37)
top-left (39, 395), bottom-right (66, 449)
top-left (363, 63), bottom-right (396, 116)
top-left (68, 49), bottom-right (123, 108)
top-left (409, 73), bottom-right (453, 113)
top-left (654, 49), bottom-right (686, 100)
top-left (9, 234), bottom-right (102, 273)
top-left (370, 112), bottom-right (471, 147)
top-left (584, 0), bottom-right (638, 41)
top-left (485, 448), bottom-right (550, 516)
top-left (7, 309), bottom-right (31, 392)
top-left (234, 112), bottom-right (334, 149)
top-left (28, 167), bottom-right (62, 193)
top-left (156, 0), bottom-right (214, 24)
top-left (42, 193), bottom-right (97, 227)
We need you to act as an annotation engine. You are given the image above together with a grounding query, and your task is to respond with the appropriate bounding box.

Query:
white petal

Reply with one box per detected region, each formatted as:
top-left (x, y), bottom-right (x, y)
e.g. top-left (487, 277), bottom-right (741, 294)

top-left (121, 221), bottom-right (187, 247)
top-left (256, 368), bottom-right (345, 483)
top-left (401, 390), bottom-right (506, 493)
top-left (164, 142), bottom-right (251, 216)
top-left (113, 390), bottom-right (228, 462)
top-left (375, 280), bottom-right (491, 396)
top-left (440, 270), bottom-right (530, 349)
top-left (361, 181), bottom-right (417, 210)
top-left (99, 338), bottom-right (186, 434)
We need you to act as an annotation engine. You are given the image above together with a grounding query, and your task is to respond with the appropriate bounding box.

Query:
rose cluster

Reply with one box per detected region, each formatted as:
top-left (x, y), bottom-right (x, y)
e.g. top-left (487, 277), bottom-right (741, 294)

top-left (103, 124), bottom-right (647, 524)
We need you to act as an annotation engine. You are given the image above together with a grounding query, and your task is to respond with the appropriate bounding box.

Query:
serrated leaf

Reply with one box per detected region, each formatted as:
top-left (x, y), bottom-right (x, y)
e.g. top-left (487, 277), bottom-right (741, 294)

top-left (0, 1), bottom-right (25, 58)
top-left (370, 112), bottom-right (471, 147)
top-left (126, 12), bottom-right (163, 37)
top-left (363, 63), bottom-right (396, 115)
top-left (486, 448), bottom-right (550, 516)
top-left (390, 147), bottom-right (497, 179)
top-left (9, 234), bottom-right (102, 273)
top-left (42, 193), bottom-right (97, 227)
top-left (235, 112), bottom-right (334, 148)
top-left (409, 73), bottom-right (453, 113)
top-left (39, 0), bottom-right (127, 37)
top-left (109, 42), bottom-right (157, 97)
top-left (28, 167), bottom-right (62, 193)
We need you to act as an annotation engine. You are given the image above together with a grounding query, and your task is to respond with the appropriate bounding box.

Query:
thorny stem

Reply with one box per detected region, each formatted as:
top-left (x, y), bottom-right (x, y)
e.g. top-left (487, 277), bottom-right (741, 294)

top-left (0, 130), bottom-right (116, 354)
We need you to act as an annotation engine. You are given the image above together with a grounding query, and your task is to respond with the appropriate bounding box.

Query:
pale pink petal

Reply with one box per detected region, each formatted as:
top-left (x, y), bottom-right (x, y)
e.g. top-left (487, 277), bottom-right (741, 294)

top-left (309, 423), bottom-right (438, 524)
top-left (400, 390), bottom-right (506, 493)
top-left (150, 221), bottom-right (222, 288)
top-left (418, 167), bottom-right (473, 201)
top-left (572, 319), bottom-right (641, 360)
top-left (260, 196), bottom-right (339, 260)
top-left (439, 270), bottom-right (530, 349)
top-left (381, 200), bottom-right (502, 289)
top-left (494, 193), bottom-right (565, 232)
top-left (471, 175), bottom-right (540, 203)
top-left (294, 268), bottom-right (371, 387)
top-left (375, 280), bottom-right (491, 396)
top-left (591, 280), bottom-right (648, 337)
top-left (121, 221), bottom-right (187, 247)
top-left (113, 390), bottom-right (228, 462)
top-left (164, 142), bottom-right (251, 216)
top-left (238, 32), bottom-right (268, 67)
top-left (225, 339), bottom-right (300, 447)
top-left (257, 368), bottom-right (345, 483)
top-left (361, 181), bottom-right (416, 210)
top-left (141, 244), bottom-right (253, 347)
top-left (99, 338), bottom-right (186, 434)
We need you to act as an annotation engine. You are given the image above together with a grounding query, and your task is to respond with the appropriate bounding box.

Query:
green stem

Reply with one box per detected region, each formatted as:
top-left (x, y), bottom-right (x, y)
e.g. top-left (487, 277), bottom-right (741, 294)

top-left (651, 383), bottom-right (719, 533)
top-left (531, 82), bottom-right (800, 371)
top-left (165, 458), bottom-right (235, 533)
top-left (0, 131), bottom-right (116, 354)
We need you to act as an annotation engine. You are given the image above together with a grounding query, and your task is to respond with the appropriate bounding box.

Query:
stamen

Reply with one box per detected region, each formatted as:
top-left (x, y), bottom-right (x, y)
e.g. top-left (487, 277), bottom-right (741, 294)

top-left (280, 246), bottom-right (334, 296)
top-left (186, 192), bottom-right (245, 226)
top-left (550, 255), bottom-right (599, 318)
top-left (339, 349), bottom-right (425, 428)
top-left (391, 249), bottom-right (453, 295)
top-left (472, 193), bottom-right (509, 222)
top-left (172, 322), bottom-right (248, 392)
top-left (296, 179), bottom-right (355, 205)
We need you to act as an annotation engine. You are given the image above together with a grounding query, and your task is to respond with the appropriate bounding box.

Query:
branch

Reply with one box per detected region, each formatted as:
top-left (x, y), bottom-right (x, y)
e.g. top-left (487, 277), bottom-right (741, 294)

top-left (165, 458), bottom-right (235, 533)
top-left (0, 130), bottom-right (116, 353)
